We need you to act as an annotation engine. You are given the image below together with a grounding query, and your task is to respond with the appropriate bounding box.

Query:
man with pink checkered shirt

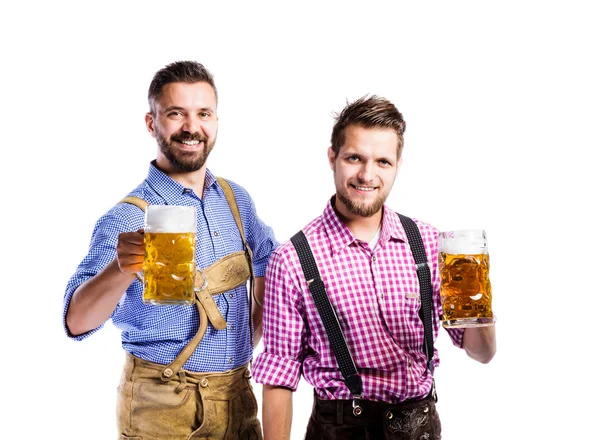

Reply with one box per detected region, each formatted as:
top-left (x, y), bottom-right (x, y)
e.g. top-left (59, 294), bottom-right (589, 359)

top-left (253, 95), bottom-right (496, 440)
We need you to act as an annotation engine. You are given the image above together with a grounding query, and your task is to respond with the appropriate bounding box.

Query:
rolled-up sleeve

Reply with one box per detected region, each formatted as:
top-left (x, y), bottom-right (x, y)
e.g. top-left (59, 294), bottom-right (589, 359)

top-left (233, 185), bottom-right (278, 278)
top-left (252, 250), bottom-right (306, 390)
top-left (62, 211), bottom-right (136, 341)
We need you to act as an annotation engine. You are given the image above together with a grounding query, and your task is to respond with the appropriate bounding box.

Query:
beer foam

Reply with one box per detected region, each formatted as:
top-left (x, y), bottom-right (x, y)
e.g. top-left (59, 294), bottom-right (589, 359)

top-left (144, 205), bottom-right (197, 233)
top-left (439, 230), bottom-right (488, 254)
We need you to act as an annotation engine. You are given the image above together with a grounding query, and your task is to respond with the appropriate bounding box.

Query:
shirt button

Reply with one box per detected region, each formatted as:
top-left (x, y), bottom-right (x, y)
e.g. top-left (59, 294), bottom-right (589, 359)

top-left (183, 189), bottom-right (191, 194)
top-left (372, 256), bottom-right (377, 262)
top-left (229, 325), bottom-right (235, 331)
top-left (213, 231), bottom-right (218, 237)
top-left (229, 293), bottom-right (234, 298)
top-left (228, 358), bottom-right (233, 363)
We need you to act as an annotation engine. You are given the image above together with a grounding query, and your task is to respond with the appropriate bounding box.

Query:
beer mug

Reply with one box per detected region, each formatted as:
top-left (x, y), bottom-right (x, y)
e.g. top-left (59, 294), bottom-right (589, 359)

top-left (438, 230), bottom-right (494, 328)
top-left (140, 205), bottom-right (197, 306)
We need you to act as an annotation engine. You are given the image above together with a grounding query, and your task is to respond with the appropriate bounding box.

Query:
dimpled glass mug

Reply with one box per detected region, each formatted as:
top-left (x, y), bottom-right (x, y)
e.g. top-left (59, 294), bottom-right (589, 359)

top-left (438, 230), bottom-right (494, 328)
top-left (139, 205), bottom-right (197, 306)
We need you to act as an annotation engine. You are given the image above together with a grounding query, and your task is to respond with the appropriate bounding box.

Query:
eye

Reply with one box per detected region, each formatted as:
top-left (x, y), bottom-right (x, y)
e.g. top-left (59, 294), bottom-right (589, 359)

top-left (167, 111), bottom-right (184, 118)
top-left (379, 159), bottom-right (392, 166)
top-left (199, 111), bottom-right (211, 118)
top-left (347, 155), bottom-right (360, 162)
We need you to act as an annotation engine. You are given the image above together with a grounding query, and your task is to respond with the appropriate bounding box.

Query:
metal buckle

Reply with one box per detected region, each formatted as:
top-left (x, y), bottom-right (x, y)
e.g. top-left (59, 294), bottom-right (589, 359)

top-left (352, 397), bottom-right (363, 417)
top-left (195, 268), bottom-right (208, 292)
top-left (416, 262), bottom-right (429, 271)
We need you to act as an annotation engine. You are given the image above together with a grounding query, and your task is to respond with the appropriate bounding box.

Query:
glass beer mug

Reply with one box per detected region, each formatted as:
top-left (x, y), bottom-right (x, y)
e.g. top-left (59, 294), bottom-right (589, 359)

top-left (438, 230), bottom-right (494, 328)
top-left (139, 205), bottom-right (197, 306)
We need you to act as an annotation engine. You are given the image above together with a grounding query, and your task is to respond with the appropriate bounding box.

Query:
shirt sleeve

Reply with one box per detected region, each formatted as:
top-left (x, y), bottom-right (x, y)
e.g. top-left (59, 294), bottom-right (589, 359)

top-left (241, 191), bottom-right (278, 278)
top-left (252, 250), bottom-right (305, 390)
top-left (62, 208), bottom-right (141, 341)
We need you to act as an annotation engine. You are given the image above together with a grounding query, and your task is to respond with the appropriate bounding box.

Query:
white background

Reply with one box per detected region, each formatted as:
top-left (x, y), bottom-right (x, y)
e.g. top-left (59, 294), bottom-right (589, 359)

top-left (2, 1), bottom-right (599, 438)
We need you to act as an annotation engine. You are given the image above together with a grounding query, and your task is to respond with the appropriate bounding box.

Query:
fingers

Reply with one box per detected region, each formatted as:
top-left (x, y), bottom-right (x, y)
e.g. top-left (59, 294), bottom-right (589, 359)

top-left (117, 231), bottom-right (145, 275)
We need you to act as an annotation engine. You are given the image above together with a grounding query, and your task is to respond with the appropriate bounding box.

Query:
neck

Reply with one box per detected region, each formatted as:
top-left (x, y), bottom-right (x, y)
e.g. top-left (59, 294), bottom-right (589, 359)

top-left (154, 158), bottom-right (208, 198)
top-left (333, 197), bottom-right (384, 242)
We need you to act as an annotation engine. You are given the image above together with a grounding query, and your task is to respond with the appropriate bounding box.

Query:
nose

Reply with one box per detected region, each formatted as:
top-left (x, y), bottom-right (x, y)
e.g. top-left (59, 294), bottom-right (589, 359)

top-left (358, 162), bottom-right (375, 183)
top-left (182, 114), bottom-right (202, 134)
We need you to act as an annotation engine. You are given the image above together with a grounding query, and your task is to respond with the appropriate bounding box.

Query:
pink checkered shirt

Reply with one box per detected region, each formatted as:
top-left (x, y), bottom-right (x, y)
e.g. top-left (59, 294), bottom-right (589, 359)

top-left (253, 200), bottom-right (465, 403)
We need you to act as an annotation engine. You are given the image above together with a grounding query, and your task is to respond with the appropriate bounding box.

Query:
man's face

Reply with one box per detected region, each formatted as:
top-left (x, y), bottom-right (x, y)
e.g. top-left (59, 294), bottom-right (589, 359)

top-left (146, 82), bottom-right (218, 172)
top-left (329, 125), bottom-right (401, 218)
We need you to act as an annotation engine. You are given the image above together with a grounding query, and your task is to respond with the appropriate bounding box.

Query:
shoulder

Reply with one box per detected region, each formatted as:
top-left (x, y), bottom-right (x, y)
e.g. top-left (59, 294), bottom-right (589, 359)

top-left (270, 214), bottom-right (323, 265)
top-left (412, 217), bottom-right (439, 243)
top-left (399, 214), bottom-right (440, 257)
top-left (216, 177), bottom-right (253, 206)
top-left (95, 183), bottom-right (154, 230)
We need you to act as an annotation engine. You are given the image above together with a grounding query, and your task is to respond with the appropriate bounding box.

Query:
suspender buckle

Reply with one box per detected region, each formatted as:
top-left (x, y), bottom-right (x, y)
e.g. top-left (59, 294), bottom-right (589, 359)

top-left (352, 396), bottom-right (363, 417)
top-left (416, 262), bottom-right (429, 271)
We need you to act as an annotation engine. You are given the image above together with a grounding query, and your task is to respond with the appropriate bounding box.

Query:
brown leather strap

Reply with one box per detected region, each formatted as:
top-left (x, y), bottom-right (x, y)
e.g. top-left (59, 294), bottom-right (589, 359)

top-left (215, 178), bottom-right (251, 257)
top-left (216, 177), bottom-right (257, 348)
top-left (120, 196), bottom-right (149, 212)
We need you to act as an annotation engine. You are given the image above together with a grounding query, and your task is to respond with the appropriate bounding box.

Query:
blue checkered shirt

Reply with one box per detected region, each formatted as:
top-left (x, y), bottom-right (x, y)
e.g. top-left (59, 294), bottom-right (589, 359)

top-left (63, 162), bottom-right (278, 372)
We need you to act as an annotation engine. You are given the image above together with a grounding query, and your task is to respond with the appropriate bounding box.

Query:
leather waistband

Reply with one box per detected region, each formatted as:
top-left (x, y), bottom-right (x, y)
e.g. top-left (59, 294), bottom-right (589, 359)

top-left (312, 392), bottom-right (435, 425)
top-left (124, 353), bottom-right (251, 399)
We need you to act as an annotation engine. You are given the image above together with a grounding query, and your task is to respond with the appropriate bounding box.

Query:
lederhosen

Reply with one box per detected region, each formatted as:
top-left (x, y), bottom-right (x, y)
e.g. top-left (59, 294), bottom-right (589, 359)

top-left (116, 177), bottom-right (262, 440)
top-left (292, 214), bottom-right (442, 440)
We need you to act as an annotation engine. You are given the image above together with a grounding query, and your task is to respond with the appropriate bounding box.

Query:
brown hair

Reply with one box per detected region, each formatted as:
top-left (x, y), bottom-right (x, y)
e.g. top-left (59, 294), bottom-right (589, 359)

top-left (148, 61), bottom-right (217, 115)
top-left (330, 95), bottom-right (406, 158)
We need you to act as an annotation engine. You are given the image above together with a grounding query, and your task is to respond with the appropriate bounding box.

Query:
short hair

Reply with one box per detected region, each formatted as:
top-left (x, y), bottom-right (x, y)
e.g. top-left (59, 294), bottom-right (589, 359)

top-left (330, 95), bottom-right (406, 158)
top-left (148, 61), bottom-right (217, 115)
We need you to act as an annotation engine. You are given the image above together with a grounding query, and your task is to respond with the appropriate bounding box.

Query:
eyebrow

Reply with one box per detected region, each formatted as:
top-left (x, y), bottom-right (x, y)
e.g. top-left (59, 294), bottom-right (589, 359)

top-left (162, 106), bottom-right (215, 114)
top-left (344, 150), bottom-right (395, 163)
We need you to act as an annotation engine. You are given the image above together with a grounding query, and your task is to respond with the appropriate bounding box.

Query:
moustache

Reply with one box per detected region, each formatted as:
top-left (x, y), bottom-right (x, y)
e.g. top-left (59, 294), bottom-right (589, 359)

top-left (170, 132), bottom-right (208, 143)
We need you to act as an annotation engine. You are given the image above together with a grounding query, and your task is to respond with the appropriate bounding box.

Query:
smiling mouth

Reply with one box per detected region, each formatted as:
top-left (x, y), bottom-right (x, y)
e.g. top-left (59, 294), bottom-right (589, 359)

top-left (351, 184), bottom-right (377, 192)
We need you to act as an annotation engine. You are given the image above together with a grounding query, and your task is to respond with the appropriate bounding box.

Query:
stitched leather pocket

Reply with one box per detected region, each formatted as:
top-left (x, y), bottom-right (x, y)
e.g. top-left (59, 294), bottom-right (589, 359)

top-left (383, 400), bottom-right (441, 440)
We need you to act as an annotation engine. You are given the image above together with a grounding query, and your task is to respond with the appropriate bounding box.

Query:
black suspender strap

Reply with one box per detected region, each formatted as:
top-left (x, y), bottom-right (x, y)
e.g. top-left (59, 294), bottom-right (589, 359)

top-left (398, 214), bottom-right (435, 373)
top-left (290, 231), bottom-right (364, 409)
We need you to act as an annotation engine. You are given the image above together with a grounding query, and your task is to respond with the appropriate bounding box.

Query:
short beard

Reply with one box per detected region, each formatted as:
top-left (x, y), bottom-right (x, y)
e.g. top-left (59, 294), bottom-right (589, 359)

top-left (337, 190), bottom-right (386, 217)
top-left (156, 129), bottom-right (215, 172)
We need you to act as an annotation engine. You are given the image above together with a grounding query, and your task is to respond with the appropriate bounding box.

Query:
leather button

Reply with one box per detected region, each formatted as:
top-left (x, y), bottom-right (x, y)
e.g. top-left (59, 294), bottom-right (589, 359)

top-left (163, 368), bottom-right (173, 378)
top-left (200, 378), bottom-right (209, 387)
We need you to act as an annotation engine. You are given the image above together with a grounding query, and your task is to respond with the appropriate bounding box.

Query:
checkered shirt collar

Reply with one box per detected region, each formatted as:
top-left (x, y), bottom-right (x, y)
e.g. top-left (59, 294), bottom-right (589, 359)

top-left (322, 196), bottom-right (408, 255)
top-left (146, 161), bottom-right (218, 203)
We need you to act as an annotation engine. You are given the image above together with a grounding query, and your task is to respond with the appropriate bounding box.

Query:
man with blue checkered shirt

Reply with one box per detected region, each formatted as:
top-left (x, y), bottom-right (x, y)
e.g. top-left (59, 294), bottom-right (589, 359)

top-left (63, 61), bottom-right (277, 440)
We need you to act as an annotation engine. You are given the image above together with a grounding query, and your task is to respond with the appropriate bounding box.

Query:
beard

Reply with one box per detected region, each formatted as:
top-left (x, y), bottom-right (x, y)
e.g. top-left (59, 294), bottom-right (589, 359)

top-left (336, 188), bottom-right (387, 217)
top-left (156, 128), bottom-right (216, 172)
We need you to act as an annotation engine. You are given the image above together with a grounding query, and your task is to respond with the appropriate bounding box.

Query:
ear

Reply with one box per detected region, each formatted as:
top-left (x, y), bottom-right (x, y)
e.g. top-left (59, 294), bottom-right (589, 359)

top-left (327, 147), bottom-right (336, 171)
top-left (145, 112), bottom-right (156, 138)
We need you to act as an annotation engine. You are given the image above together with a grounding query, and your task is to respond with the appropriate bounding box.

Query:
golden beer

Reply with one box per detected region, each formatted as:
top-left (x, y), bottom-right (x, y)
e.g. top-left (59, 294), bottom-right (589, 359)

top-left (439, 230), bottom-right (494, 328)
top-left (143, 232), bottom-right (196, 305)
top-left (142, 205), bottom-right (197, 306)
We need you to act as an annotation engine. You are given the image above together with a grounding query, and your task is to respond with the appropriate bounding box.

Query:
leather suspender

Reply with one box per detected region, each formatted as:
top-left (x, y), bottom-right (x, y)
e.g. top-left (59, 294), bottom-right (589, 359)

top-left (290, 214), bottom-right (435, 415)
top-left (291, 231), bottom-right (364, 414)
top-left (397, 214), bottom-right (435, 373)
